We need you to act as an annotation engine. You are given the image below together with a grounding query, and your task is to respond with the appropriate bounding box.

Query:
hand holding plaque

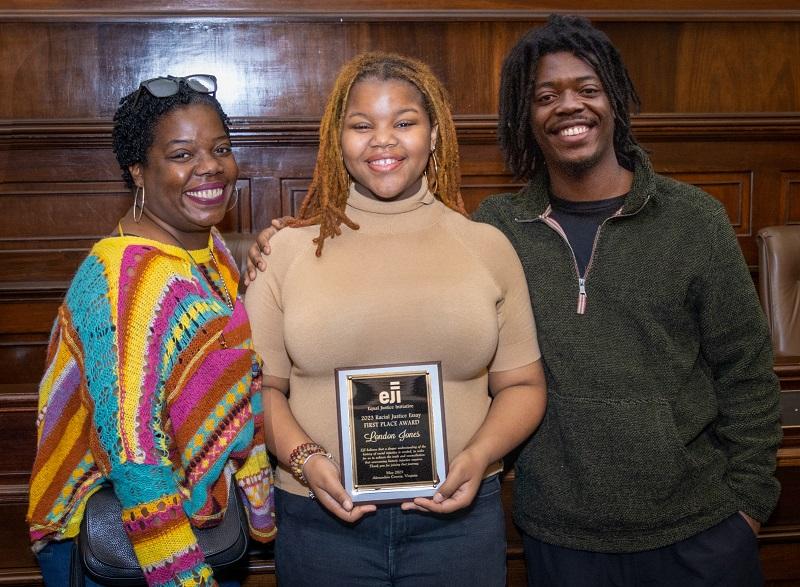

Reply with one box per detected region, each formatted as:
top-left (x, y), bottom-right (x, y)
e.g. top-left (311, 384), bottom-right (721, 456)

top-left (335, 362), bottom-right (448, 504)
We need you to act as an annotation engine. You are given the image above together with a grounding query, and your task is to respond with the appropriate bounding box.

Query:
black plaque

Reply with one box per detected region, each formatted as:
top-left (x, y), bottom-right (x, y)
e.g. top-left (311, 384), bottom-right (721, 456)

top-left (335, 362), bottom-right (447, 503)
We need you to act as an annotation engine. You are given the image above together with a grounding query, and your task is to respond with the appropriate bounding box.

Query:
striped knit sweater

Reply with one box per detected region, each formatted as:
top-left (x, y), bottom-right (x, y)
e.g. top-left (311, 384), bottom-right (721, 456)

top-left (27, 229), bottom-right (276, 586)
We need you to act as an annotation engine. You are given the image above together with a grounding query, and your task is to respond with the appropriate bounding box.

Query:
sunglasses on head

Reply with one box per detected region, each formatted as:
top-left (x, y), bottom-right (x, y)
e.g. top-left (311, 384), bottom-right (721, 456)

top-left (132, 74), bottom-right (217, 106)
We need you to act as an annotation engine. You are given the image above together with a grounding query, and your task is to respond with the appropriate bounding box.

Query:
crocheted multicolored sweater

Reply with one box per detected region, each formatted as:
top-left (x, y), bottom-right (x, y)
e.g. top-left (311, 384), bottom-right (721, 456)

top-left (27, 229), bottom-right (275, 586)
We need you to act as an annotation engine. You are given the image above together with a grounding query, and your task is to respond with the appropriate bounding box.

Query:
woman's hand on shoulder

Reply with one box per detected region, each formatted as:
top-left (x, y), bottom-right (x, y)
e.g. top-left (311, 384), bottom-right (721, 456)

top-left (303, 453), bottom-right (377, 522)
top-left (244, 216), bottom-right (292, 286)
top-left (401, 447), bottom-right (487, 514)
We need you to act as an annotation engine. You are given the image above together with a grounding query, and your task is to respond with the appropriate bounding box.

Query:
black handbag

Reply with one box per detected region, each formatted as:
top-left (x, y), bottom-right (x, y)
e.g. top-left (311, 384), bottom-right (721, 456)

top-left (74, 480), bottom-right (249, 586)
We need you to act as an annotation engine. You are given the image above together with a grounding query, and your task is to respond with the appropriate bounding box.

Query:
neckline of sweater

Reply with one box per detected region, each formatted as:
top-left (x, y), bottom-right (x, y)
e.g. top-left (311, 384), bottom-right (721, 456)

top-left (345, 177), bottom-right (436, 215)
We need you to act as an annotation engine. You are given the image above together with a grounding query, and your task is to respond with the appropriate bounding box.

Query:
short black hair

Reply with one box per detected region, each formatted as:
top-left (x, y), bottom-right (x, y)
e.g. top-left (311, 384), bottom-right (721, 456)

top-left (112, 80), bottom-right (232, 188)
top-left (498, 14), bottom-right (642, 180)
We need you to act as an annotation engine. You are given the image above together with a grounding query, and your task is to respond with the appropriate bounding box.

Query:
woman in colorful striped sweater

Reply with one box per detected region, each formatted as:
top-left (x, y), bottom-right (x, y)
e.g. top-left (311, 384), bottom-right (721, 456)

top-left (27, 75), bottom-right (275, 586)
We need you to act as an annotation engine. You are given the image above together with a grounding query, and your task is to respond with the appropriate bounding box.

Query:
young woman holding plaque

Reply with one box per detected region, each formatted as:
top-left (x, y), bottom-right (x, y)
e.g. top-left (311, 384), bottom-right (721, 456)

top-left (244, 52), bottom-right (546, 586)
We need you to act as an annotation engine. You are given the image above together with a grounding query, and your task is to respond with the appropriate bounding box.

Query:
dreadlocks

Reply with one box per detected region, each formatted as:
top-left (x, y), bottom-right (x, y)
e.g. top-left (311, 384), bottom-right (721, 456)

top-left (498, 14), bottom-right (642, 180)
top-left (291, 52), bottom-right (466, 256)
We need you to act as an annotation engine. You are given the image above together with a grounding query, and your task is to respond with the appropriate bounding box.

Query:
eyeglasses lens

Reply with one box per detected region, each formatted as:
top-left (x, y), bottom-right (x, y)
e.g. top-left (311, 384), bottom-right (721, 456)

top-left (185, 75), bottom-right (217, 94)
top-left (143, 78), bottom-right (180, 97)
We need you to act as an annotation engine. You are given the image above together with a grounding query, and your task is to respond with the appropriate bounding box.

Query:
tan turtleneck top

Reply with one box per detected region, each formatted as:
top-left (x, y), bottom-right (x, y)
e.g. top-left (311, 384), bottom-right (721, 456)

top-left (245, 181), bottom-right (540, 496)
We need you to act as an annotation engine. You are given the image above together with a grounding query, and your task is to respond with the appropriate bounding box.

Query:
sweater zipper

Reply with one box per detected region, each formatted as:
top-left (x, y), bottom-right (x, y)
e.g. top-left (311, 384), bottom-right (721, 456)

top-left (515, 208), bottom-right (585, 314)
top-left (540, 213), bottom-right (586, 314)
top-left (575, 213), bottom-right (618, 315)
top-left (515, 196), bottom-right (650, 315)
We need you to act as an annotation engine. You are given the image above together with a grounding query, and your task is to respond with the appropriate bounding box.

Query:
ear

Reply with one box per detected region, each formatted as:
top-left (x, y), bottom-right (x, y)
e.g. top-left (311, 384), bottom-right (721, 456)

top-left (129, 163), bottom-right (144, 188)
top-left (430, 124), bottom-right (439, 152)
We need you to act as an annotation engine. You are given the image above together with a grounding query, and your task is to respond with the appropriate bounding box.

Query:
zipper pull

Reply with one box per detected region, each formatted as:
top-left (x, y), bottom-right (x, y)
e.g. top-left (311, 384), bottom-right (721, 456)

top-left (577, 278), bottom-right (587, 315)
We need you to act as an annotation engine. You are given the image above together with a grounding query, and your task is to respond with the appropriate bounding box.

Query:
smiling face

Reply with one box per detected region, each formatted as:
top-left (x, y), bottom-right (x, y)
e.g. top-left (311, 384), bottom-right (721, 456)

top-left (341, 78), bottom-right (438, 202)
top-left (129, 103), bottom-right (238, 247)
top-left (531, 51), bottom-right (617, 176)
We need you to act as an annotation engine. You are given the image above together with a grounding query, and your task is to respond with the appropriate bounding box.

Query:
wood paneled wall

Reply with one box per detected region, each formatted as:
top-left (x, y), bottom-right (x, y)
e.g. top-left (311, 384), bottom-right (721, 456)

top-left (1, 2), bottom-right (799, 584)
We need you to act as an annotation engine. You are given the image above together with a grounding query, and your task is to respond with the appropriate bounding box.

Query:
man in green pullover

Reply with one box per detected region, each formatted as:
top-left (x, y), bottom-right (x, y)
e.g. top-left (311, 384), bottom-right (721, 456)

top-left (473, 14), bottom-right (781, 586)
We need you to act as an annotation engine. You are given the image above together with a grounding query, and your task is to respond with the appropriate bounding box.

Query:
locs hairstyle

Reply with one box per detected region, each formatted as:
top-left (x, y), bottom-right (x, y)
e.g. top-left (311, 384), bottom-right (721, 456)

top-left (291, 51), bottom-right (467, 257)
top-left (112, 82), bottom-right (232, 189)
top-left (498, 14), bottom-right (642, 180)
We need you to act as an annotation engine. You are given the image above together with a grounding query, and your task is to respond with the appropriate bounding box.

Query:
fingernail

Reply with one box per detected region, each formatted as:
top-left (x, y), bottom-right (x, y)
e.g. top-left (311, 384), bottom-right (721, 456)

top-left (343, 499), bottom-right (353, 511)
top-left (433, 493), bottom-right (444, 503)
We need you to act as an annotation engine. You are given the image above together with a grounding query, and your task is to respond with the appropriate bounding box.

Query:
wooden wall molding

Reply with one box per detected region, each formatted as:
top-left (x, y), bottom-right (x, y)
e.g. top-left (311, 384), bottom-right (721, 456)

top-left (1, 13), bottom-right (800, 24)
top-left (2, 0), bottom-right (799, 10)
top-left (632, 114), bottom-right (800, 141)
top-left (779, 174), bottom-right (800, 225)
top-left (3, 114), bottom-right (800, 149)
top-left (1, 2), bottom-right (799, 23)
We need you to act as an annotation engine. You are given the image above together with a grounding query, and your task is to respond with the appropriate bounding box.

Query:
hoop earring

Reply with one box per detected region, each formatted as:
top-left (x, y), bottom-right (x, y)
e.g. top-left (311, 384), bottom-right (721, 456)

top-left (133, 186), bottom-right (145, 223)
top-left (226, 187), bottom-right (240, 212)
top-left (427, 149), bottom-right (440, 194)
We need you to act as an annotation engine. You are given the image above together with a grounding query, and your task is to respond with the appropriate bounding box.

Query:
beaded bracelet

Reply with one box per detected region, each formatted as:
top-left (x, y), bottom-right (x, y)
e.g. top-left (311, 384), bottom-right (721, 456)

top-left (288, 442), bottom-right (332, 485)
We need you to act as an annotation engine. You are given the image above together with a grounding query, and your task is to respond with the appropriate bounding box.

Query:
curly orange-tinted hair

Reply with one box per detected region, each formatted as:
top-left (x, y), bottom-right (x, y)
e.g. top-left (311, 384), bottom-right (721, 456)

top-left (290, 52), bottom-right (466, 256)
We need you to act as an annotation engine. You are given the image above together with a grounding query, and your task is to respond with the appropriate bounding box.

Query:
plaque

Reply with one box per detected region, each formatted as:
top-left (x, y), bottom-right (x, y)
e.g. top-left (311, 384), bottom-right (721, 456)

top-left (334, 362), bottom-right (448, 504)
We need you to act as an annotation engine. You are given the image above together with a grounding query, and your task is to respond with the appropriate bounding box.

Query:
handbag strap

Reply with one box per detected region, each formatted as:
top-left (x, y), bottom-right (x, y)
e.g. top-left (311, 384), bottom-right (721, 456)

top-left (70, 540), bottom-right (85, 587)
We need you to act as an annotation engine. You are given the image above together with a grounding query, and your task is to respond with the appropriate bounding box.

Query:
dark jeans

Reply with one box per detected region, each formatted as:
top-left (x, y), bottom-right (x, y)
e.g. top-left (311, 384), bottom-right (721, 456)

top-left (275, 474), bottom-right (506, 586)
top-left (35, 541), bottom-right (103, 587)
top-left (523, 512), bottom-right (763, 587)
top-left (35, 539), bottom-right (241, 586)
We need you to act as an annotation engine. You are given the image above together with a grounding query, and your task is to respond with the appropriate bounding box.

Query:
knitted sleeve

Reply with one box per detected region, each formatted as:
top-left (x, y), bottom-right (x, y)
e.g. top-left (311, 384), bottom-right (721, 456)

top-left (77, 240), bottom-right (215, 586)
top-left (449, 215), bottom-right (541, 373)
top-left (695, 208), bottom-right (782, 522)
top-left (483, 226), bottom-right (541, 372)
top-left (27, 306), bottom-right (97, 546)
